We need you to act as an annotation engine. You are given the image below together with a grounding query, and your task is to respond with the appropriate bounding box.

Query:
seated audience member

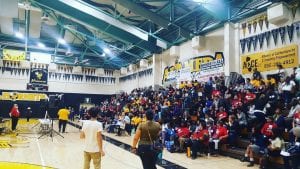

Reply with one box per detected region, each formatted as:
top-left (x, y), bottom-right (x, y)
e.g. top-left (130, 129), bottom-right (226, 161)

top-left (260, 128), bottom-right (284, 169)
top-left (273, 107), bottom-right (285, 130)
top-left (261, 116), bottom-right (278, 139)
top-left (237, 108), bottom-right (247, 129)
top-left (231, 95), bottom-right (243, 110)
top-left (164, 123), bottom-right (176, 152)
top-left (241, 127), bottom-right (267, 167)
top-left (277, 64), bottom-right (287, 81)
top-left (244, 78), bottom-right (254, 91)
top-left (165, 123), bottom-right (176, 142)
top-left (175, 122), bottom-right (191, 152)
top-left (190, 122), bottom-right (209, 159)
top-left (282, 77), bottom-right (296, 105)
top-left (287, 98), bottom-right (300, 118)
top-left (283, 127), bottom-right (300, 169)
top-left (210, 121), bottom-right (228, 154)
top-left (216, 107), bottom-right (228, 122)
top-left (131, 114), bottom-right (141, 133)
top-left (264, 75), bottom-right (276, 87)
top-left (116, 115), bottom-right (125, 136)
top-left (227, 115), bottom-right (239, 147)
top-left (244, 90), bottom-right (256, 104)
top-left (252, 68), bottom-right (262, 81)
top-left (124, 113), bottom-right (131, 136)
top-left (290, 108), bottom-right (300, 142)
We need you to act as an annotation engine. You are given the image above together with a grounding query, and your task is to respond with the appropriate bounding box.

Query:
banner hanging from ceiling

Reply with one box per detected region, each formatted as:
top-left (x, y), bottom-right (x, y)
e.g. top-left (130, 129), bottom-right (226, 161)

top-left (241, 45), bottom-right (298, 74)
top-left (30, 68), bottom-right (48, 84)
top-left (162, 52), bottom-right (225, 84)
top-left (2, 49), bottom-right (26, 61)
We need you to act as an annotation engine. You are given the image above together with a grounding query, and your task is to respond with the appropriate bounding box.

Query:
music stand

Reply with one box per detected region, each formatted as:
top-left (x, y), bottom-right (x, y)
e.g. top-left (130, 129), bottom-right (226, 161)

top-left (38, 111), bottom-right (64, 141)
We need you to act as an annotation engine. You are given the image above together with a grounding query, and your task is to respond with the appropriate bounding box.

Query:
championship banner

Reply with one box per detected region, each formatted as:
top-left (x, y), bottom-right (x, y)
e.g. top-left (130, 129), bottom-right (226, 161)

top-left (279, 27), bottom-right (286, 44)
top-left (2, 49), bottom-right (26, 61)
top-left (241, 45), bottom-right (298, 74)
top-left (258, 34), bottom-right (264, 49)
top-left (30, 68), bottom-right (48, 84)
top-left (162, 52), bottom-right (224, 84)
top-left (271, 29), bottom-right (279, 45)
top-left (258, 17), bottom-right (264, 30)
top-left (240, 39), bottom-right (246, 53)
top-left (264, 31), bottom-right (271, 46)
top-left (252, 36), bottom-right (258, 50)
top-left (287, 24), bottom-right (294, 42)
top-left (253, 20), bottom-right (257, 33)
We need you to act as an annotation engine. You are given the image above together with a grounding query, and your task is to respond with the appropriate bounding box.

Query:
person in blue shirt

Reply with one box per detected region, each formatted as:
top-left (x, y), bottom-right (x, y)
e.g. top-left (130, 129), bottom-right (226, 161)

top-left (241, 127), bottom-right (267, 167)
top-left (274, 107), bottom-right (285, 130)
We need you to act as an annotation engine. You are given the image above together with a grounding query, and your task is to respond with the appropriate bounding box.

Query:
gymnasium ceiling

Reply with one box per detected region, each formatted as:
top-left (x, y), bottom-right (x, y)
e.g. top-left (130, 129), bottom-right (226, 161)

top-left (0, 0), bottom-right (296, 69)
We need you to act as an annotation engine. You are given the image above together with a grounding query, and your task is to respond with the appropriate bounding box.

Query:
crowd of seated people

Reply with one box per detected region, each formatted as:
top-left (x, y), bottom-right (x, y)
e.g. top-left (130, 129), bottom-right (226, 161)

top-left (98, 65), bottom-right (300, 168)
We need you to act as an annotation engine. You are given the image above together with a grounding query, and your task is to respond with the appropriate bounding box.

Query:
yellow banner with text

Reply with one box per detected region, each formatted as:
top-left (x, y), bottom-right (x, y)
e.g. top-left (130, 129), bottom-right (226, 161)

top-left (2, 49), bottom-right (26, 61)
top-left (241, 45), bottom-right (298, 74)
top-left (0, 92), bottom-right (47, 101)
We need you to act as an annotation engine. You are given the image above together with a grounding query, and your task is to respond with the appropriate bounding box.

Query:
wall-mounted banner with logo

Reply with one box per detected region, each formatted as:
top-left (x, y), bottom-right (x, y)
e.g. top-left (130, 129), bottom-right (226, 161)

top-left (162, 52), bottom-right (224, 84)
top-left (30, 68), bottom-right (48, 84)
top-left (2, 49), bottom-right (26, 61)
top-left (241, 45), bottom-right (298, 74)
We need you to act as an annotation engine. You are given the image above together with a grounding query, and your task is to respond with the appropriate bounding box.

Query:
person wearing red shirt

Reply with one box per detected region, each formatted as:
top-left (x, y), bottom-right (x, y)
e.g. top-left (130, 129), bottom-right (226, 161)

top-left (290, 110), bottom-right (300, 142)
top-left (212, 90), bottom-right (221, 97)
top-left (261, 116), bottom-right (277, 138)
top-left (9, 104), bottom-right (20, 131)
top-left (231, 95), bottom-right (242, 110)
top-left (191, 122), bottom-right (209, 159)
top-left (293, 111), bottom-right (300, 128)
top-left (176, 122), bottom-right (190, 152)
top-left (244, 90), bottom-right (256, 104)
top-left (211, 121), bottom-right (228, 155)
top-left (216, 107), bottom-right (228, 121)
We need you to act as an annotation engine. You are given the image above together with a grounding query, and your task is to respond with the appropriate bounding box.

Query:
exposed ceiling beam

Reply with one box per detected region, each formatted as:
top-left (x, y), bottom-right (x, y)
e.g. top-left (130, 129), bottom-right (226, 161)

top-left (25, 9), bottom-right (30, 54)
top-left (111, 0), bottom-right (192, 39)
top-left (230, 0), bottom-right (252, 19)
top-left (31, 0), bottom-right (165, 53)
top-left (193, 0), bottom-right (229, 21)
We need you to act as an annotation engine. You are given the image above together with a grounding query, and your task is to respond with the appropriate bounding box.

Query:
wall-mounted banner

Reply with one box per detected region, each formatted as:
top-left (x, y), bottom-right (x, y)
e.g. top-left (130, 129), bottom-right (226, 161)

top-left (0, 92), bottom-right (47, 101)
top-left (30, 68), bottom-right (48, 84)
top-left (2, 49), bottom-right (26, 61)
top-left (162, 52), bottom-right (224, 84)
top-left (30, 52), bottom-right (51, 64)
top-left (241, 45), bottom-right (298, 74)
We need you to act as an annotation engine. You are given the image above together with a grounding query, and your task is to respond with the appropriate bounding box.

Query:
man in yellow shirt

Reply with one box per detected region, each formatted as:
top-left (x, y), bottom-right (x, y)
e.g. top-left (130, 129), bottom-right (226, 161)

top-left (57, 107), bottom-right (70, 133)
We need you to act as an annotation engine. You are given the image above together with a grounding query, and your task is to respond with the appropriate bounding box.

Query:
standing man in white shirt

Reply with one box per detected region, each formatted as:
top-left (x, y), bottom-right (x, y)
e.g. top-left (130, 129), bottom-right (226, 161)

top-left (80, 107), bottom-right (105, 169)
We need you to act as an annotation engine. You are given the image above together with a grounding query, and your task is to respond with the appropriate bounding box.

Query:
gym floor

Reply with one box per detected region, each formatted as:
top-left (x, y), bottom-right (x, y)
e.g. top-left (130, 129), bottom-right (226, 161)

top-left (0, 119), bottom-right (258, 169)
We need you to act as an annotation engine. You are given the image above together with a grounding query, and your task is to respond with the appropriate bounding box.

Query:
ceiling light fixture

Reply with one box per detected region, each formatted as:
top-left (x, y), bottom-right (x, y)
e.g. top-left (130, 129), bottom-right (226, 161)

top-left (193, 0), bottom-right (207, 3)
top-left (37, 42), bottom-right (46, 48)
top-left (103, 48), bottom-right (110, 54)
top-left (15, 32), bottom-right (24, 39)
top-left (58, 38), bottom-right (66, 44)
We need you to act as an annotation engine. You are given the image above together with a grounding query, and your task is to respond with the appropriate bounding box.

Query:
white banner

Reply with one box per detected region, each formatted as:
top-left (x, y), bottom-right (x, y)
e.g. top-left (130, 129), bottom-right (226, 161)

top-left (30, 52), bottom-right (52, 64)
top-left (179, 68), bottom-right (192, 81)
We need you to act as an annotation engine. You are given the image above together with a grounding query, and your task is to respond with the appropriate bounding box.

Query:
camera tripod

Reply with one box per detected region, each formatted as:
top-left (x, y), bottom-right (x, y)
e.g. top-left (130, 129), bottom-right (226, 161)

top-left (38, 111), bottom-right (64, 141)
